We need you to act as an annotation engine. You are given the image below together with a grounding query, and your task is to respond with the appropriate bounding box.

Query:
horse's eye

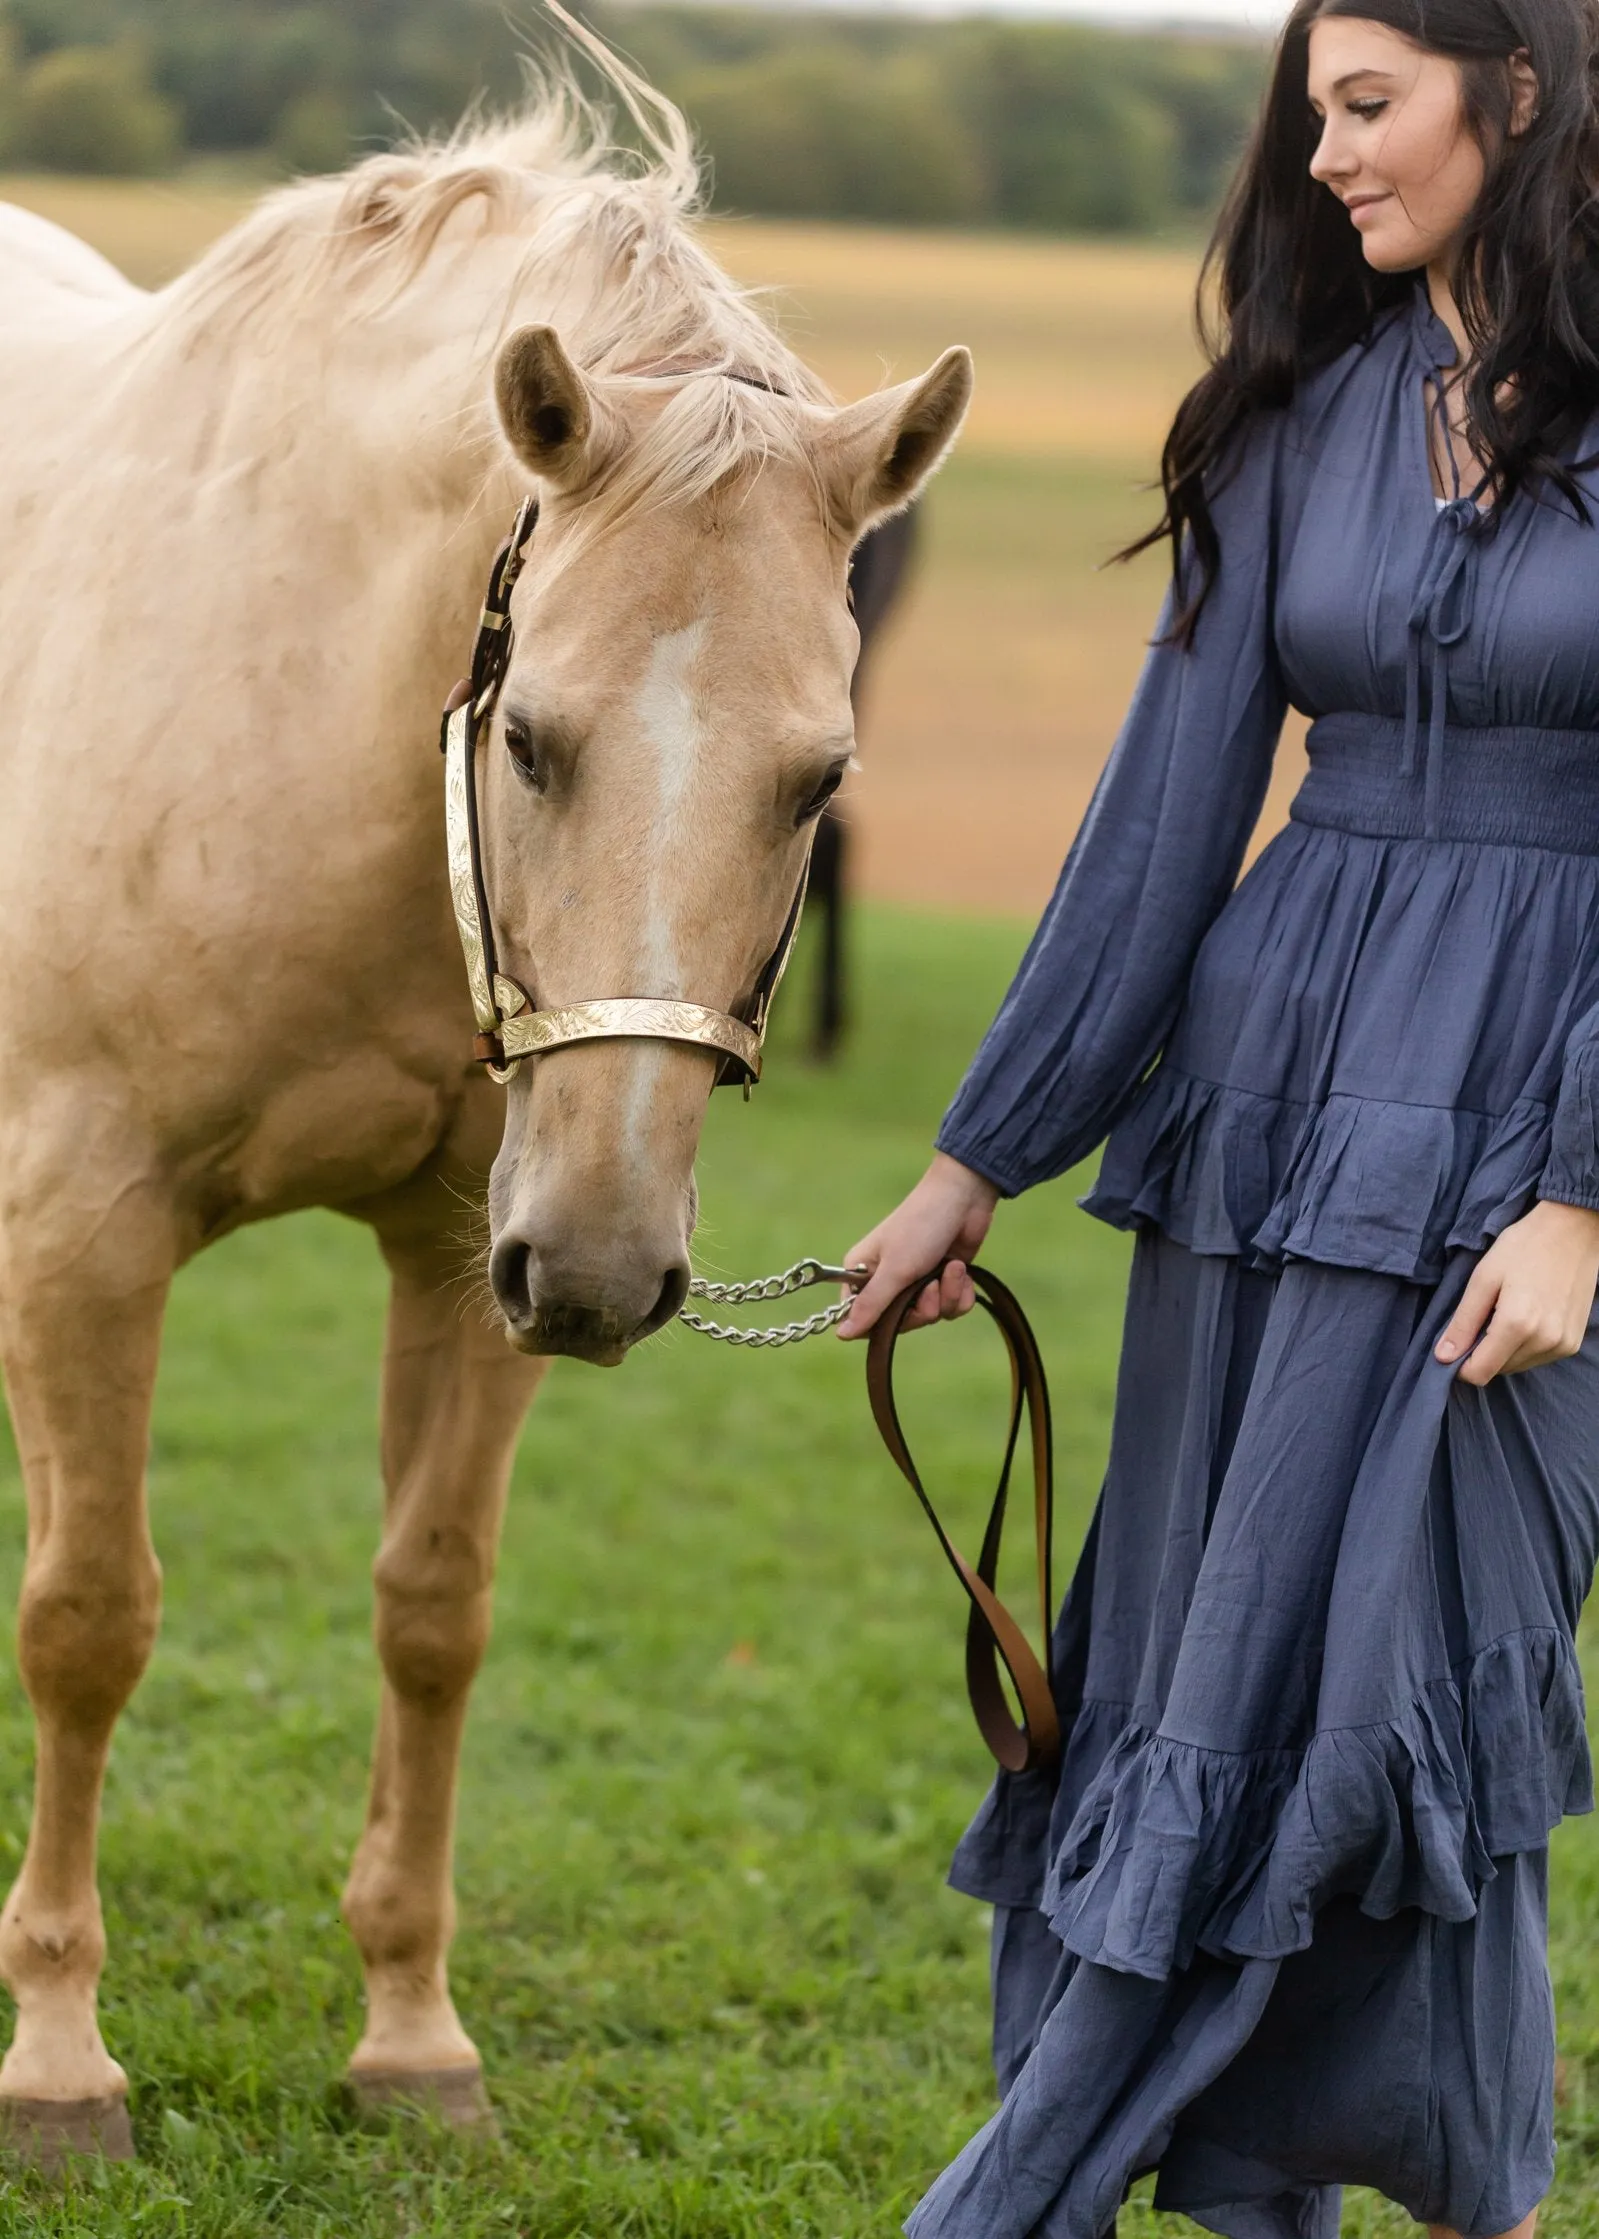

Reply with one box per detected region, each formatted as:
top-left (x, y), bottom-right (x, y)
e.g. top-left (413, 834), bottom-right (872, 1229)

top-left (797, 763), bottom-right (845, 825)
top-left (504, 716), bottom-right (547, 793)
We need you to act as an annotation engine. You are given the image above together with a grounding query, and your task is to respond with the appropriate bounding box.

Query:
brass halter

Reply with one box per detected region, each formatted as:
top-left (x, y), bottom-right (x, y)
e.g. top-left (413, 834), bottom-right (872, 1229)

top-left (442, 495), bottom-right (814, 1089)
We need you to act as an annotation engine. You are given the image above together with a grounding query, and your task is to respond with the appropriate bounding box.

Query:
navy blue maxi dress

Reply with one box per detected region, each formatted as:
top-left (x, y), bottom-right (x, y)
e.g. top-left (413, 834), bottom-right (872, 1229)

top-left (913, 284), bottom-right (1599, 2239)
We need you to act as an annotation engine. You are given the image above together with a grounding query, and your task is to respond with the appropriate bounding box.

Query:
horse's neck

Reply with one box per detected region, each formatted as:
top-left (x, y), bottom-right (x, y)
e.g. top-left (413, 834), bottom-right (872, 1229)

top-left (173, 232), bottom-right (611, 726)
top-left (136, 293), bottom-right (525, 737)
top-left (0, 286), bottom-right (525, 906)
top-left (9, 223), bottom-right (544, 819)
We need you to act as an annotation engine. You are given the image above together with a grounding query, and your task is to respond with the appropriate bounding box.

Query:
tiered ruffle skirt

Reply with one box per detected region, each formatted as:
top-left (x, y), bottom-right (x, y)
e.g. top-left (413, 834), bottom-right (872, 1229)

top-left (911, 746), bottom-right (1599, 2239)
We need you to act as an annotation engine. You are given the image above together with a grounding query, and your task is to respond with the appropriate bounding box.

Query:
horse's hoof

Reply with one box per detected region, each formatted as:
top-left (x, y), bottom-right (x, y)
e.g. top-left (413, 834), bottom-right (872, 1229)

top-left (0, 2092), bottom-right (135, 2170)
top-left (346, 2063), bottom-right (497, 2134)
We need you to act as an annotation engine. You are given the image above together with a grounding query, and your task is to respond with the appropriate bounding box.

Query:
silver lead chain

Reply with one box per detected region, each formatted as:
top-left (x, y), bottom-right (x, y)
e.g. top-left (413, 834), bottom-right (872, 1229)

top-left (678, 1258), bottom-right (866, 1347)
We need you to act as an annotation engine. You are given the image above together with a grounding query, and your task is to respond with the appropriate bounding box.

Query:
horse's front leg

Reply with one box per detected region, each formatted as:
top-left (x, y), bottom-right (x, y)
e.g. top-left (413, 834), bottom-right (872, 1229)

top-left (342, 1196), bottom-right (544, 2124)
top-left (0, 1162), bottom-right (172, 2166)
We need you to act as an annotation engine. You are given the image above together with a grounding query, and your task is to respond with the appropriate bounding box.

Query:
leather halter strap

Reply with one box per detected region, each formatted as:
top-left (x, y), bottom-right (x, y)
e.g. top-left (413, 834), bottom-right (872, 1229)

top-left (618, 356), bottom-right (788, 396)
top-left (441, 489), bottom-right (813, 1088)
top-left (865, 1264), bottom-right (1060, 1774)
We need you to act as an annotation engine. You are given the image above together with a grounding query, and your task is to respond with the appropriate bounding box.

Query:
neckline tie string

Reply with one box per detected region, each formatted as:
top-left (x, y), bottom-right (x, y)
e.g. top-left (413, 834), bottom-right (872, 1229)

top-left (1403, 361), bottom-right (1488, 833)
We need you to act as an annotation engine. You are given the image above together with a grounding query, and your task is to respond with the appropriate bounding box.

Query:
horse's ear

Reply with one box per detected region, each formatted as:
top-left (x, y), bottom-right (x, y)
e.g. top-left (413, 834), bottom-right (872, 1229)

top-left (819, 347), bottom-right (973, 536)
top-left (494, 325), bottom-right (617, 492)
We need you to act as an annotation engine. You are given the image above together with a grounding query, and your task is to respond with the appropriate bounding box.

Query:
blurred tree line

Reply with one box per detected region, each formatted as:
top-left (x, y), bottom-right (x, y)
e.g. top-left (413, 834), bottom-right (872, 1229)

top-left (0, 0), bottom-right (1267, 234)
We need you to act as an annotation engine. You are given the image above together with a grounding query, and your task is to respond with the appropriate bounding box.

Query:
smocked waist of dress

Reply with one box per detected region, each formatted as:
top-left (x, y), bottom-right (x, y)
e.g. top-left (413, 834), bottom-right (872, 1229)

top-left (1291, 712), bottom-right (1599, 853)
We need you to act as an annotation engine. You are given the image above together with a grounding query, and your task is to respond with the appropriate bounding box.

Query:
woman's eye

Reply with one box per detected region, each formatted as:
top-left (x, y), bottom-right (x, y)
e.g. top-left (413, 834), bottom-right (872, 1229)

top-left (797, 766), bottom-right (845, 825)
top-left (504, 718), bottom-right (546, 793)
top-left (1349, 97), bottom-right (1388, 120)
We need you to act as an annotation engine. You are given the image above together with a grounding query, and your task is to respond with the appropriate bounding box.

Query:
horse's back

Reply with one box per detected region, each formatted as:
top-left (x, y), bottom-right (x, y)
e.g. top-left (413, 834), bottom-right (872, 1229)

top-left (0, 207), bottom-right (151, 841)
top-left (0, 201), bottom-right (140, 317)
top-left (0, 205), bottom-right (150, 574)
top-left (0, 201), bottom-right (147, 436)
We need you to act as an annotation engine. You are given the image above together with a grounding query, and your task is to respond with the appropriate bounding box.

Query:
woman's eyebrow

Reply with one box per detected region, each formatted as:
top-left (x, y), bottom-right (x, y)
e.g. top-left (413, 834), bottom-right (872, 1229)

top-left (1331, 68), bottom-right (1400, 91)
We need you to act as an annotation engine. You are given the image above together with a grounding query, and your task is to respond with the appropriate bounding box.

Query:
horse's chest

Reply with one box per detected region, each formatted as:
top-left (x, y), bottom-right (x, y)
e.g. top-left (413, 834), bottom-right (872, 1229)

top-left (196, 1047), bottom-right (465, 1230)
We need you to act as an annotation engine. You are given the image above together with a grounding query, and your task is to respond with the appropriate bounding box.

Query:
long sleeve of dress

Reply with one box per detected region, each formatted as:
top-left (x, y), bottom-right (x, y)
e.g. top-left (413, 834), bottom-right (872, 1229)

top-left (935, 420), bottom-right (1291, 1199)
top-left (1540, 1006), bottom-right (1599, 1210)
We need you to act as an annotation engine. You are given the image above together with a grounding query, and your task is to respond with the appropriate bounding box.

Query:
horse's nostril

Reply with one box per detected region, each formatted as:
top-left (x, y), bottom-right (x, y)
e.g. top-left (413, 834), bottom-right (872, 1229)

top-left (490, 1235), bottom-right (534, 1324)
top-left (489, 1236), bottom-right (689, 1348)
top-left (643, 1262), bottom-right (690, 1337)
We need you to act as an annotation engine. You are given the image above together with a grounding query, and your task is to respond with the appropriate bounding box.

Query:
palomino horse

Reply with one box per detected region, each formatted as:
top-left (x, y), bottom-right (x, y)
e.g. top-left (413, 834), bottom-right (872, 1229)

top-left (0, 60), bottom-right (970, 2159)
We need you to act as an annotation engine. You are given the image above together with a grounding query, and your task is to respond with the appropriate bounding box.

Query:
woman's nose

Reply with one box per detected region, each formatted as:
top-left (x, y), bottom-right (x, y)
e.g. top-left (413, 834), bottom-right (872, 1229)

top-left (1309, 122), bottom-right (1352, 184)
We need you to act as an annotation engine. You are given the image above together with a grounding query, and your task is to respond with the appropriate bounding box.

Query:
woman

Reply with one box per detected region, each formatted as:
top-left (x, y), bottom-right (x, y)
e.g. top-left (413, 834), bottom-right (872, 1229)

top-left (838, 5), bottom-right (1599, 2235)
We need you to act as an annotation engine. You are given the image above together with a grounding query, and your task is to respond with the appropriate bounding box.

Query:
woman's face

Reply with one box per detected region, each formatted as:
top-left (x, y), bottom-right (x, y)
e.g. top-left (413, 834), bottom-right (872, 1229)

top-left (1306, 17), bottom-right (1490, 273)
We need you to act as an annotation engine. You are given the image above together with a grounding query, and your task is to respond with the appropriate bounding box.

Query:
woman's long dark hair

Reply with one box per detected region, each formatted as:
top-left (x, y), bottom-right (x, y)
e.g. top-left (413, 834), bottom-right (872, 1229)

top-left (1136, 0), bottom-right (1599, 641)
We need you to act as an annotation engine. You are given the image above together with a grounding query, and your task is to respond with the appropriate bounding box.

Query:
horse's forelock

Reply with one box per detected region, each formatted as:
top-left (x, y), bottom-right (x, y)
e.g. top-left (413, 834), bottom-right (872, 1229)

top-left (538, 380), bottom-right (830, 576)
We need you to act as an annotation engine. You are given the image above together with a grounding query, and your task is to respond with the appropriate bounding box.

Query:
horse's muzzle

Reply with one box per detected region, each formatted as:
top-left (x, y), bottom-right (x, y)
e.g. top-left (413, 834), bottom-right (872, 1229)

top-left (489, 1233), bottom-right (690, 1363)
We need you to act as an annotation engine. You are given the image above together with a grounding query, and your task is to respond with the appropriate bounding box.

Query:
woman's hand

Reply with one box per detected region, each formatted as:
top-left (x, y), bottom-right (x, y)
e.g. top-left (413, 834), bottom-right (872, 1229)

top-left (836, 1153), bottom-right (1000, 1339)
top-left (1434, 1200), bottom-right (1599, 1385)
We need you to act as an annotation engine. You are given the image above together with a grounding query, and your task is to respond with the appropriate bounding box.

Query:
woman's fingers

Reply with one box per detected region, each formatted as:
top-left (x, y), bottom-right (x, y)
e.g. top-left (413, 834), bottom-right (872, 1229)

top-left (1451, 1309), bottom-right (1521, 1386)
top-left (1431, 1202), bottom-right (1599, 1386)
top-left (900, 1277), bottom-right (947, 1331)
top-left (1435, 1261), bottom-right (1500, 1369)
top-left (913, 1262), bottom-right (976, 1326)
top-left (838, 1253), bottom-right (927, 1338)
top-left (839, 1259), bottom-right (953, 1337)
top-left (835, 1158), bottom-right (999, 1340)
top-left (1455, 1300), bottom-right (1572, 1385)
top-left (1437, 1265), bottom-right (1562, 1386)
top-left (841, 1259), bottom-right (975, 1342)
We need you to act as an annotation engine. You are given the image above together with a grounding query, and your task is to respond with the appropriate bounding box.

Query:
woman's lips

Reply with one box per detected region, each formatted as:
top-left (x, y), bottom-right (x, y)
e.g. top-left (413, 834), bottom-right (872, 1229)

top-left (1345, 193), bottom-right (1390, 224)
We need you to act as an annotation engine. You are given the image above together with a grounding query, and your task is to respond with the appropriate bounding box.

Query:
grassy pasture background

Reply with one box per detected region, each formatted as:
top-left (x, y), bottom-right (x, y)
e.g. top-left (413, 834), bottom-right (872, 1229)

top-left (0, 181), bottom-right (1590, 2237)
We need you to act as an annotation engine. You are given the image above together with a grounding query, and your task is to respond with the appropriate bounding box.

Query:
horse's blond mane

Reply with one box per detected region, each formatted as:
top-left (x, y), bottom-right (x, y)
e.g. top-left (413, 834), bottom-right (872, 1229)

top-left (158, 28), bottom-right (832, 533)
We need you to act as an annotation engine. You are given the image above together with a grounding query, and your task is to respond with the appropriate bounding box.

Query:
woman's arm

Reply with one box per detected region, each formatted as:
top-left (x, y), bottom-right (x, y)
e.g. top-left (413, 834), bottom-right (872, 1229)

top-left (841, 419), bottom-right (1291, 1338)
top-left (933, 429), bottom-right (1290, 1200)
top-left (1540, 996), bottom-right (1599, 1217)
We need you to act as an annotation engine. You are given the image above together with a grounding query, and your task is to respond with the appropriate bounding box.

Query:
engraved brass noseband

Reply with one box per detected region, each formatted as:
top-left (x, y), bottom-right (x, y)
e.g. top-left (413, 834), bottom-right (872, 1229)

top-left (442, 494), bottom-right (811, 1090)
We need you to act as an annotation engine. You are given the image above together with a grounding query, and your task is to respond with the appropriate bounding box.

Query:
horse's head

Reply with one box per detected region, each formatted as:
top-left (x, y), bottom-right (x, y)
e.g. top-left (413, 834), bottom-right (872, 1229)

top-left (477, 325), bottom-right (970, 1363)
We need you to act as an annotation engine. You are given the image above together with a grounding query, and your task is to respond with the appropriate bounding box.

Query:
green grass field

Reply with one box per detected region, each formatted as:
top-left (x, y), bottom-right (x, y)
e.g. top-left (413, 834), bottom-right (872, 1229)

top-left (0, 914), bottom-right (1588, 2234)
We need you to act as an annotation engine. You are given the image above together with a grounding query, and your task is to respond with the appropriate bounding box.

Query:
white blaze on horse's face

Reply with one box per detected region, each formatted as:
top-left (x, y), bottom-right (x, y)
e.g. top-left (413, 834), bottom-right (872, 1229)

top-left (632, 618), bottom-right (709, 993)
top-left (620, 618), bottom-right (709, 1161)
top-left (480, 325), bottom-right (972, 1365)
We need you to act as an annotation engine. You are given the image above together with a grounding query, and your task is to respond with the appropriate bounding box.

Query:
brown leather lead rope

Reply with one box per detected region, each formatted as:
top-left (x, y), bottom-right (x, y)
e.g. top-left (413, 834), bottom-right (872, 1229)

top-left (865, 1265), bottom-right (1060, 1775)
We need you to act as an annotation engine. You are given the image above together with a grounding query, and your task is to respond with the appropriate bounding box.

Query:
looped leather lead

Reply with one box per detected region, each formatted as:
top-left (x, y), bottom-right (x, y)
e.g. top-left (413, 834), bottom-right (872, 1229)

top-left (865, 1265), bottom-right (1060, 1774)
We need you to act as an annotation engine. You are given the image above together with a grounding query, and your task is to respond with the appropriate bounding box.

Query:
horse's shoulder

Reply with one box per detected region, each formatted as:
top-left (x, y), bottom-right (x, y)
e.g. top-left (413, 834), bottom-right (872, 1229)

top-left (0, 202), bottom-right (140, 318)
